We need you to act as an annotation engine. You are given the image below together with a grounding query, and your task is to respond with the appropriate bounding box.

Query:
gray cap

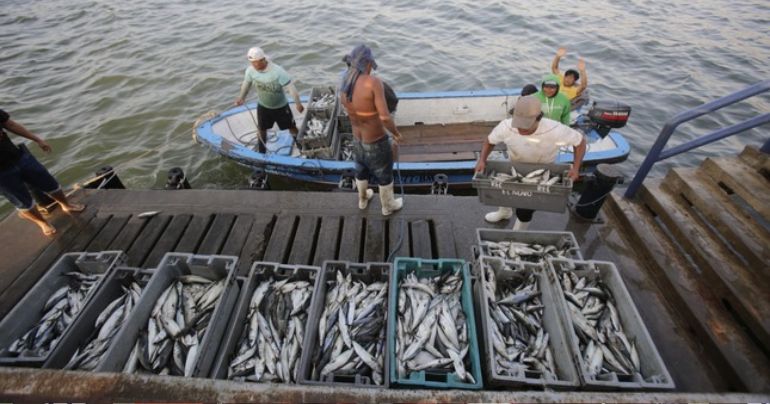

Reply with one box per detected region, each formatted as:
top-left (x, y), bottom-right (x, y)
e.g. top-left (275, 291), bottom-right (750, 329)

top-left (511, 95), bottom-right (542, 129)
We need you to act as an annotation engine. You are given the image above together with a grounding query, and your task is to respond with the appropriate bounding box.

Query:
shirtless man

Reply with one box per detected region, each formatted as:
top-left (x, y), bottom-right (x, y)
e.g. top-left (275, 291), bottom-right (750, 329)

top-left (340, 44), bottom-right (404, 216)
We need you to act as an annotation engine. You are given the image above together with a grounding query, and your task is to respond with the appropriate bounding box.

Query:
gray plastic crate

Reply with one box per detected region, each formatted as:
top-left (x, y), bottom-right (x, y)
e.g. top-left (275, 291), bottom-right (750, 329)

top-left (211, 261), bottom-right (322, 382)
top-left (0, 251), bottom-right (126, 367)
top-left (546, 258), bottom-right (675, 390)
top-left (472, 160), bottom-right (573, 212)
top-left (337, 112), bottom-right (352, 134)
top-left (43, 266), bottom-right (154, 370)
top-left (298, 260), bottom-right (391, 388)
top-left (306, 86), bottom-right (339, 120)
top-left (302, 127), bottom-right (340, 159)
top-left (473, 256), bottom-right (579, 389)
top-left (476, 228), bottom-right (583, 263)
top-left (334, 132), bottom-right (354, 161)
top-left (110, 253), bottom-right (240, 377)
top-left (298, 87), bottom-right (338, 150)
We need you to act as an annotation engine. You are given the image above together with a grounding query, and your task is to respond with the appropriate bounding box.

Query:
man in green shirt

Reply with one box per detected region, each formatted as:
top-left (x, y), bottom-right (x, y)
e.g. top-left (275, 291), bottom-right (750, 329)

top-left (535, 73), bottom-right (571, 126)
top-left (235, 47), bottom-right (304, 154)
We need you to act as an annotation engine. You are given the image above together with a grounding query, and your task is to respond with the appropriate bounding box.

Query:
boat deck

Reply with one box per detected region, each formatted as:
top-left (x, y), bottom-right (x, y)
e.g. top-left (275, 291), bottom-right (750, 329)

top-left (397, 121), bottom-right (497, 162)
top-left (0, 184), bottom-right (768, 402)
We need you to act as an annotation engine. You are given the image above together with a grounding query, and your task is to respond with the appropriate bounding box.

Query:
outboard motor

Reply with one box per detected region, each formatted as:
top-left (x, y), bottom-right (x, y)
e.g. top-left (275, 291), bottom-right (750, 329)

top-left (586, 101), bottom-right (631, 138)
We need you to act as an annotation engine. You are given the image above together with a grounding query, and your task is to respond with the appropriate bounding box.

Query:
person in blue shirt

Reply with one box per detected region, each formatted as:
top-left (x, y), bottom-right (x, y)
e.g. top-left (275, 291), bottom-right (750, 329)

top-left (235, 47), bottom-right (304, 154)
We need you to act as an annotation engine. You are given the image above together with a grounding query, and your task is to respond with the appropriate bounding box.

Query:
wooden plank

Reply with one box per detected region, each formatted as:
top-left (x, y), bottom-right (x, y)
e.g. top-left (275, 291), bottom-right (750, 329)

top-left (174, 215), bottom-right (213, 253)
top-left (108, 215), bottom-right (149, 252)
top-left (197, 214), bottom-right (236, 255)
top-left (143, 215), bottom-right (192, 268)
top-left (337, 216), bottom-right (363, 262)
top-left (397, 121), bottom-right (496, 143)
top-left (288, 216), bottom-right (319, 265)
top-left (433, 219), bottom-right (456, 258)
top-left (398, 152), bottom-right (476, 163)
top-left (410, 219), bottom-right (432, 259)
top-left (388, 217), bottom-right (410, 259)
top-left (641, 180), bottom-right (770, 353)
top-left (606, 191), bottom-right (770, 392)
top-left (220, 215), bottom-right (255, 257)
top-left (666, 168), bottom-right (770, 273)
top-left (126, 215), bottom-right (172, 267)
top-left (263, 215), bottom-right (297, 263)
top-left (363, 218), bottom-right (386, 262)
top-left (399, 141), bottom-right (479, 154)
top-left (68, 214), bottom-right (111, 251)
top-left (700, 157), bottom-right (770, 219)
top-left (0, 208), bottom-right (99, 318)
top-left (87, 215), bottom-right (130, 252)
top-left (313, 217), bottom-right (342, 266)
top-left (236, 214), bottom-right (275, 276)
top-left (738, 145), bottom-right (768, 170)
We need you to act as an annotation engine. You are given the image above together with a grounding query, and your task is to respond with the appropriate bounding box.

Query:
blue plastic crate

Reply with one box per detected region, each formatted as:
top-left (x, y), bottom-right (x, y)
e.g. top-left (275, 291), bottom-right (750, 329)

top-left (387, 257), bottom-right (483, 390)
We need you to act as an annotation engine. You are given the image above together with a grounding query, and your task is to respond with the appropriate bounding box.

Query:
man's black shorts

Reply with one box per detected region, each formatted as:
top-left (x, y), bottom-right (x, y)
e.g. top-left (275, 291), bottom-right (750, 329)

top-left (257, 104), bottom-right (296, 131)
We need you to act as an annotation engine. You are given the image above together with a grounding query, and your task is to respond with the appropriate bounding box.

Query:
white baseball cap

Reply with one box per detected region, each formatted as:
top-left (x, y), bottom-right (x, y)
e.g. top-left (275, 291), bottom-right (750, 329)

top-left (247, 47), bottom-right (267, 61)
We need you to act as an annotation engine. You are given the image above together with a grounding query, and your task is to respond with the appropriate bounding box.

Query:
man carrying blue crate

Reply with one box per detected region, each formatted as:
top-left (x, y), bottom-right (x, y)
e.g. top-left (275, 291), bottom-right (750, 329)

top-left (474, 95), bottom-right (586, 230)
top-left (235, 47), bottom-right (304, 154)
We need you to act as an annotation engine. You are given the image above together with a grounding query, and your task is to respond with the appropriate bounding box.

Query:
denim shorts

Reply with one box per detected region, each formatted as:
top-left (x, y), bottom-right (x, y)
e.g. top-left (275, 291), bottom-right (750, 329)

top-left (0, 149), bottom-right (60, 210)
top-left (353, 136), bottom-right (393, 185)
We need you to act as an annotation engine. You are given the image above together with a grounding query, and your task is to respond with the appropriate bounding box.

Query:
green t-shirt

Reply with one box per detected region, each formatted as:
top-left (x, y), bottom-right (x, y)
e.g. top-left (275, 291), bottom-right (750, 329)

top-left (535, 91), bottom-right (571, 125)
top-left (241, 63), bottom-right (291, 109)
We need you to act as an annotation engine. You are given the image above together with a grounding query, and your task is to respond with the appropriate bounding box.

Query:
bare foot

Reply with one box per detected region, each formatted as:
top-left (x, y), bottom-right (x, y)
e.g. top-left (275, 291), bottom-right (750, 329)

top-left (61, 203), bottom-right (85, 213)
top-left (40, 223), bottom-right (57, 236)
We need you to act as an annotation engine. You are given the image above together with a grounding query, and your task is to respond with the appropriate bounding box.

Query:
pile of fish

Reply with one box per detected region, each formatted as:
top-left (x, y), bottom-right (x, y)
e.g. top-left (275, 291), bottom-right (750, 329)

top-left (481, 237), bottom-right (575, 263)
top-left (309, 271), bottom-right (387, 385)
top-left (227, 276), bottom-right (313, 383)
top-left (340, 137), bottom-right (355, 160)
top-left (65, 280), bottom-right (144, 370)
top-left (310, 93), bottom-right (336, 110)
top-left (553, 262), bottom-right (642, 380)
top-left (394, 271), bottom-right (475, 384)
top-left (489, 167), bottom-right (564, 187)
top-left (124, 275), bottom-right (225, 376)
top-left (305, 117), bottom-right (332, 139)
top-left (2, 271), bottom-right (102, 358)
top-left (482, 261), bottom-right (557, 380)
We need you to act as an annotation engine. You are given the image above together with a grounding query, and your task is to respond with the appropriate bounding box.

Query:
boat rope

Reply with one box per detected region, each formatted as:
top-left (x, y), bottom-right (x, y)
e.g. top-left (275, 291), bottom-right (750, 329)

top-left (386, 141), bottom-right (406, 263)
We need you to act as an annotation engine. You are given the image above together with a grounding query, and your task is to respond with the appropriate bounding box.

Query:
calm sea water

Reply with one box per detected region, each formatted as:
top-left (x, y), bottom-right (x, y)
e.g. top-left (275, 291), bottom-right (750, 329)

top-left (1, 0), bottom-right (769, 215)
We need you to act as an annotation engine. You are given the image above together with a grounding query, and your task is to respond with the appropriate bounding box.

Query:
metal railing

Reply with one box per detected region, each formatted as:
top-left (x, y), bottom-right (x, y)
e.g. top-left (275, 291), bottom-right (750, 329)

top-left (625, 80), bottom-right (770, 198)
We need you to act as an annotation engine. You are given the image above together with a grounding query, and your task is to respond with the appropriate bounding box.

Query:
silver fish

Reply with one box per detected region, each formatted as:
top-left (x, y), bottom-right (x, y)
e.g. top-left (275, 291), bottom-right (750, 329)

top-left (396, 269), bottom-right (474, 383)
top-left (482, 260), bottom-right (556, 380)
top-left (227, 275), bottom-right (312, 383)
top-left (309, 270), bottom-right (387, 385)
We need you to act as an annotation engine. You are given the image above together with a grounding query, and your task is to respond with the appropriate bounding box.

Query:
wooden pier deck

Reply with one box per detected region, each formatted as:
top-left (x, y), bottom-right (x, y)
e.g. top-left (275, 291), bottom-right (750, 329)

top-left (0, 165), bottom-right (768, 401)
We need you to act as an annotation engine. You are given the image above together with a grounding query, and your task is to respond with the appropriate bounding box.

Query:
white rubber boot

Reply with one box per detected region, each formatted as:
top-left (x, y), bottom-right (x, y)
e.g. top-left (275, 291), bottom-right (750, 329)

top-left (484, 207), bottom-right (513, 223)
top-left (356, 179), bottom-right (374, 209)
top-left (379, 182), bottom-right (403, 216)
top-left (512, 219), bottom-right (530, 231)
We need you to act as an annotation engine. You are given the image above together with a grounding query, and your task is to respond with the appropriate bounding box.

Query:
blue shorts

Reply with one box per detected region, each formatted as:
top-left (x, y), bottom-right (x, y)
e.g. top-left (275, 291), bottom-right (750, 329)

top-left (0, 149), bottom-right (60, 210)
top-left (353, 136), bottom-right (393, 185)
